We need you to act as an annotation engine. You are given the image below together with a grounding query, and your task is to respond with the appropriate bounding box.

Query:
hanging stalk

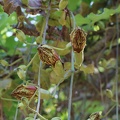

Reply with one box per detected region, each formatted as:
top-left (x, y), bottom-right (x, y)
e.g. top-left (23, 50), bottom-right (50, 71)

top-left (115, 7), bottom-right (119, 120)
top-left (34, 1), bottom-right (51, 119)
top-left (68, 12), bottom-right (76, 120)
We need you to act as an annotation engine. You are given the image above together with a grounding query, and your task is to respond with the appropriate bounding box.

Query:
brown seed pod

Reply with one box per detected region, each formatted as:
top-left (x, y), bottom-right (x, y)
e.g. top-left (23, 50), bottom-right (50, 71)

top-left (89, 111), bottom-right (102, 120)
top-left (11, 84), bottom-right (37, 100)
top-left (70, 27), bottom-right (87, 53)
top-left (37, 44), bottom-right (61, 66)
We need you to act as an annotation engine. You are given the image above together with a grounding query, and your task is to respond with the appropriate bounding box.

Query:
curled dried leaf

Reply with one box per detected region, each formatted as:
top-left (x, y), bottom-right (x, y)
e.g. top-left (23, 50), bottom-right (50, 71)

top-left (37, 44), bottom-right (61, 66)
top-left (70, 27), bottom-right (87, 53)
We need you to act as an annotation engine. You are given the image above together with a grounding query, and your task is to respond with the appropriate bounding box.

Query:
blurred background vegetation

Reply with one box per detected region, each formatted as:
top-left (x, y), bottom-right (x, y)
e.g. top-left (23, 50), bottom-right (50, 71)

top-left (0, 0), bottom-right (120, 120)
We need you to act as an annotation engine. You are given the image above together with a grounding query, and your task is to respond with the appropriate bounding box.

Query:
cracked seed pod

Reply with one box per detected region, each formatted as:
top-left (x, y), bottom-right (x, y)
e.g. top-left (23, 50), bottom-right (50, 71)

top-left (70, 27), bottom-right (87, 53)
top-left (37, 44), bottom-right (61, 66)
top-left (11, 84), bottom-right (37, 100)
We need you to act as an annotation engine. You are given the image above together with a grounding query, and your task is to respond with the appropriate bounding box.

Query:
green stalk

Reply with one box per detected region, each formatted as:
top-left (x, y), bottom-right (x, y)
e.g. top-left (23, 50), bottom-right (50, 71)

top-left (28, 106), bottom-right (48, 120)
top-left (26, 52), bottom-right (38, 68)
top-left (68, 12), bottom-right (76, 120)
top-left (9, 58), bottom-right (22, 66)
top-left (34, 1), bottom-right (51, 119)
top-left (0, 96), bottom-right (18, 102)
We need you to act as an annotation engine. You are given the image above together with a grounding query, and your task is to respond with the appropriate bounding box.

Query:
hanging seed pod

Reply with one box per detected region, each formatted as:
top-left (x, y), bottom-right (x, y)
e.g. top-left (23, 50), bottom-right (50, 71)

top-left (37, 44), bottom-right (61, 66)
top-left (11, 84), bottom-right (37, 100)
top-left (88, 111), bottom-right (102, 120)
top-left (70, 27), bottom-right (87, 53)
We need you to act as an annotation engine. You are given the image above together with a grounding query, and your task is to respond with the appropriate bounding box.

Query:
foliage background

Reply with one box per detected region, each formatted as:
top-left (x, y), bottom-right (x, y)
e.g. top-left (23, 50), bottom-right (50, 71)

top-left (0, 0), bottom-right (120, 120)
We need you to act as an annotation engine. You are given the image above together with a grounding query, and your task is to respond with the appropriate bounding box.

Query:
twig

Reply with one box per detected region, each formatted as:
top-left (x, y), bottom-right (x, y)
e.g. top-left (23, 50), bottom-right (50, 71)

top-left (68, 49), bottom-right (74, 120)
top-left (34, 1), bottom-right (51, 119)
top-left (102, 104), bottom-right (116, 118)
top-left (68, 12), bottom-right (76, 120)
top-left (115, 3), bottom-right (119, 119)
top-left (9, 58), bottom-right (22, 66)
top-left (34, 62), bottom-right (42, 120)
top-left (28, 106), bottom-right (48, 120)
top-left (14, 102), bottom-right (19, 120)
top-left (0, 96), bottom-right (18, 102)
top-left (26, 52), bottom-right (38, 68)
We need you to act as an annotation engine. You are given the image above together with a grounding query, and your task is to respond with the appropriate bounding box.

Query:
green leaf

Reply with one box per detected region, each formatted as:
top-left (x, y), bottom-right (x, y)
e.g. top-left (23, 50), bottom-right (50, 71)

top-left (40, 69), bottom-right (51, 89)
top-left (59, 11), bottom-right (66, 26)
top-left (74, 51), bottom-right (84, 69)
top-left (0, 78), bottom-right (12, 97)
top-left (64, 62), bottom-right (71, 71)
top-left (25, 117), bottom-right (35, 120)
top-left (0, 13), bottom-right (8, 29)
top-left (5, 36), bottom-right (18, 55)
top-left (38, 88), bottom-right (52, 99)
top-left (53, 61), bottom-right (64, 77)
top-left (80, 64), bottom-right (94, 74)
top-left (21, 0), bottom-right (29, 6)
top-left (75, 5), bottom-right (120, 26)
top-left (105, 89), bottom-right (113, 99)
top-left (75, 14), bottom-right (90, 26)
top-left (18, 65), bottom-right (27, 71)
top-left (50, 70), bottom-right (63, 84)
top-left (16, 29), bottom-right (26, 42)
top-left (0, 59), bottom-right (9, 66)
top-left (0, 5), bottom-right (3, 12)
top-left (51, 117), bottom-right (61, 120)
top-left (36, 16), bottom-right (45, 32)
top-left (68, 0), bottom-right (81, 11)
top-left (51, 41), bottom-right (71, 56)
top-left (48, 11), bottom-right (62, 26)
top-left (0, 78), bottom-right (12, 90)
top-left (99, 58), bottom-right (116, 69)
top-left (59, 0), bottom-right (68, 10)
top-left (17, 69), bottom-right (26, 80)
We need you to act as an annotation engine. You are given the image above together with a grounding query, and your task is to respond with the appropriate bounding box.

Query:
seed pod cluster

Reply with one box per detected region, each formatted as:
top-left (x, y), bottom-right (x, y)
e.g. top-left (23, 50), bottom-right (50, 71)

top-left (70, 27), bottom-right (87, 53)
top-left (11, 84), bottom-right (37, 100)
top-left (37, 44), bottom-right (61, 66)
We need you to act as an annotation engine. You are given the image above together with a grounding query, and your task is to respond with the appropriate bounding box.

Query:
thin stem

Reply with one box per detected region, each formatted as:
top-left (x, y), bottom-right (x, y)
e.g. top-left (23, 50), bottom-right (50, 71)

top-left (34, 1), bottom-right (51, 119)
top-left (115, 8), bottom-right (119, 120)
top-left (70, 12), bottom-right (76, 29)
top-left (24, 41), bottom-right (37, 46)
top-left (26, 52), bottom-right (38, 68)
top-left (28, 106), bottom-right (48, 120)
top-left (34, 62), bottom-right (42, 120)
top-left (14, 102), bottom-right (19, 120)
top-left (52, 70), bottom-right (71, 96)
top-left (68, 49), bottom-right (74, 120)
top-left (102, 104), bottom-right (116, 118)
top-left (0, 96), bottom-right (18, 102)
top-left (68, 12), bottom-right (76, 120)
top-left (42, 4), bottom-right (51, 44)
top-left (9, 58), bottom-right (22, 66)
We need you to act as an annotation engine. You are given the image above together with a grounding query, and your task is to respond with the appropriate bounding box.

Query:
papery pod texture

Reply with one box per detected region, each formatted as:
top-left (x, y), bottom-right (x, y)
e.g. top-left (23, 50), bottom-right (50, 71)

top-left (11, 84), bottom-right (37, 100)
top-left (70, 27), bottom-right (87, 53)
top-left (37, 44), bottom-right (60, 66)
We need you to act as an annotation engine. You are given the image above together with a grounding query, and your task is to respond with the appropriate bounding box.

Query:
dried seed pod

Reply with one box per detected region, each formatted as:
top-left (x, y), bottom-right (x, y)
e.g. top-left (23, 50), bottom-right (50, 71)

top-left (37, 44), bottom-right (61, 66)
top-left (11, 84), bottom-right (37, 100)
top-left (70, 27), bottom-right (87, 53)
top-left (89, 111), bottom-right (102, 120)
